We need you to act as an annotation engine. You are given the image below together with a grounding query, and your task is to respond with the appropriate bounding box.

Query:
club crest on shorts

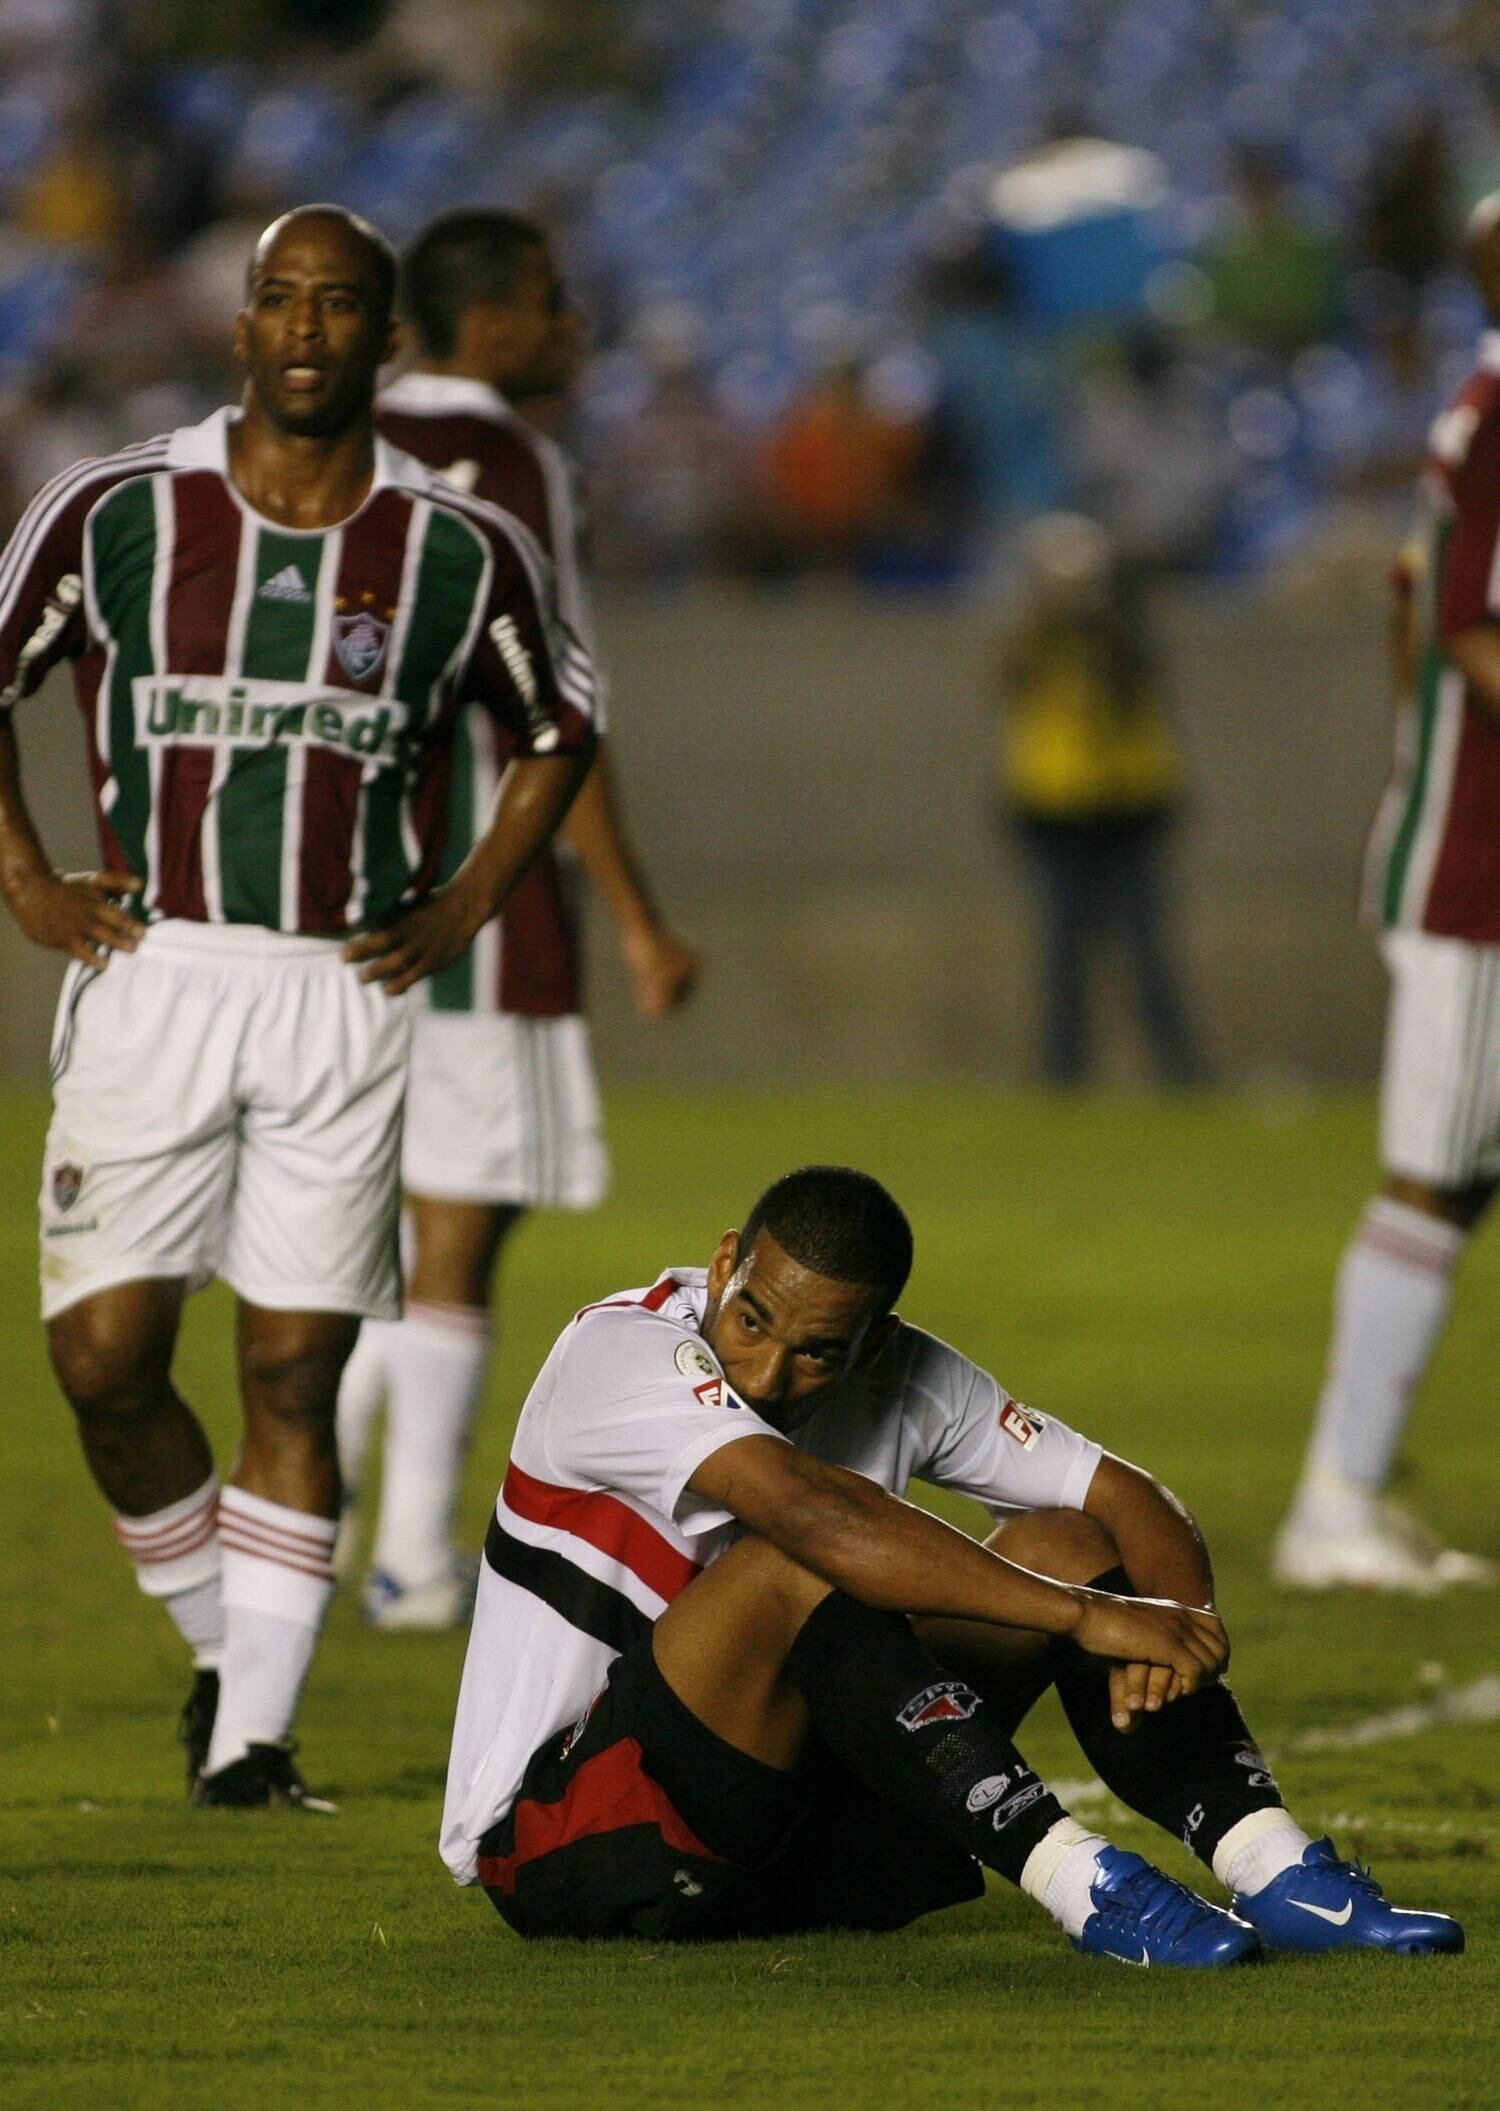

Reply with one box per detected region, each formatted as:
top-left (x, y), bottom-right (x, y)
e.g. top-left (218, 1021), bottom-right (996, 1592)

top-left (898, 1680), bottom-right (982, 1732)
top-left (52, 1161), bottom-right (84, 1212)
top-left (999, 1400), bottom-right (1044, 1451)
top-left (333, 610), bottom-right (390, 682)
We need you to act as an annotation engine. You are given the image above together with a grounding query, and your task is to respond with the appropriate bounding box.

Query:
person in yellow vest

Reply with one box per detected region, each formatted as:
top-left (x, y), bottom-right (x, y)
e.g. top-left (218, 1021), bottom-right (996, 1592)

top-left (996, 514), bottom-right (1204, 1085)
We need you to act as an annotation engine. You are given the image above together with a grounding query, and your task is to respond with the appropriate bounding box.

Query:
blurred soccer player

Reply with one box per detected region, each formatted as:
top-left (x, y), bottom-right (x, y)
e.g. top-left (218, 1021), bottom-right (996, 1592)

top-left (1275, 197), bottom-right (1500, 1593)
top-left (336, 208), bottom-right (700, 1629)
top-left (0, 205), bottom-right (596, 1806)
top-left (443, 1165), bottom-right (1460, 1959)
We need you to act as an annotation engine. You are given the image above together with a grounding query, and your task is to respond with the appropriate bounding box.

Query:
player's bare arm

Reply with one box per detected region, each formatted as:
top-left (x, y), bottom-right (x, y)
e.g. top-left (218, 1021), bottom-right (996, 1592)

top-left (560, 743), bottom-right (702, 1015)
top-left (688, 1435), bottom-right (1228, 1696)
top-left (1082, 1448), bottom-right (1225, 1730)
top-left (1442, 621), bottom-right (1500, 721)
top-left (0, 718), bottom-right (143, 965)
top-left (344, 744), bottom-right (593, 994)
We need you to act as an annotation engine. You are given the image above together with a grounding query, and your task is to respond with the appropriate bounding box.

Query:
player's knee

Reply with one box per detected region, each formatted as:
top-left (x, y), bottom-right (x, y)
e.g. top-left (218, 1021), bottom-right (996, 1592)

top-left (408, 1201), bottom-right (520, 1308)
top-left (47, 1305), bottom-right (171, 1420)
top-left (985, 1506), bottom-right (1121, 1584)
top-left (714, 1532), bottom-right (832, 1624)
top-left (1383, 1170), bottom-right (1494, 1230)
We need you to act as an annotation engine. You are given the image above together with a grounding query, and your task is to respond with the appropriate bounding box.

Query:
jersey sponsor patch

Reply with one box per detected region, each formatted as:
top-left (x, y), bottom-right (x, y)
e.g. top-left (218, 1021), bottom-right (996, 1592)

top-left (999, 1401), bottom-right (1044, 1451)
top-left (132, 676), bottom-right (406, 765)
top-left (897, 1680), bottom-right (982, 1732)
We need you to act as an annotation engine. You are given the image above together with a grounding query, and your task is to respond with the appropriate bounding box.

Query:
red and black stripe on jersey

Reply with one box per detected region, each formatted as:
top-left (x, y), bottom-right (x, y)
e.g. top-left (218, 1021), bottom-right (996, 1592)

top-left (484, 1458), bottom-right (702, 1659)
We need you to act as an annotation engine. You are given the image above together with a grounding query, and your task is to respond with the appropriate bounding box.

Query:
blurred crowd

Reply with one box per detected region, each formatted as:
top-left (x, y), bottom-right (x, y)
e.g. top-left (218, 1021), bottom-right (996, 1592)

top-left (2, 0), bottom-right (1499, 588)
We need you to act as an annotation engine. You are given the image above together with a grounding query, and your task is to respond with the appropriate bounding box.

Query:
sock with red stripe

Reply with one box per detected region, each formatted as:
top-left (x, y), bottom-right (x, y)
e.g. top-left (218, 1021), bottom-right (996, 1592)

top-left (370, 1302), bottom-right (491, 1589)
top-left (785, 1590), bottom-right (1069, 1884)
top-left (205, 1488), bottom-right (337, 1774)
top-left (112, 1473), bottom-right (223, 1668)
top-left (1292, 1198), bottom-right (1463, 1528)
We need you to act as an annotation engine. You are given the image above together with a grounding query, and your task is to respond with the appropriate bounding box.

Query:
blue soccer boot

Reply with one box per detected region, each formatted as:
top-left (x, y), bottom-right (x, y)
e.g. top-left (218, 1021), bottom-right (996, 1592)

top-left (1233, 1837), bottom-right (1464, 1955)
top-left (1076, 1847), bottom-right (1262, 1967)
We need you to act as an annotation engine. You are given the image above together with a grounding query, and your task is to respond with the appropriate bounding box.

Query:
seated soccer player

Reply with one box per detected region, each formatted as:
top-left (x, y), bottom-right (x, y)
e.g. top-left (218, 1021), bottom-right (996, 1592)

top-left (441, 1167), bottom-right (1463, 1963)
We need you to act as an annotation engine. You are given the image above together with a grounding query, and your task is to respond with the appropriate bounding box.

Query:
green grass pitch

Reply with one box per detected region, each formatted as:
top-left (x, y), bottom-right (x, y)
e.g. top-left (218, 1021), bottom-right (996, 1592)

top-left (3, 1083), bottom-right (1496, 2110)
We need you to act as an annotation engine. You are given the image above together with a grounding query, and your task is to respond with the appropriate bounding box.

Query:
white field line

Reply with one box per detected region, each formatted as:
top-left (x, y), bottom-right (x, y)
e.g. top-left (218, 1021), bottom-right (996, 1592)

top-left (1047, 1674), bottom-right (1500, 1811)
top-left (1288, 1673), bottom-right (1500, 1751)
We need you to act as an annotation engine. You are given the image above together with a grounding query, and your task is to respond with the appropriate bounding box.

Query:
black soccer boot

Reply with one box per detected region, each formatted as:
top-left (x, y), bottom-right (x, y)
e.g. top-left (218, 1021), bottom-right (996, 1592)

top-left (191, 1740), bottom-right (338, 1814)
top-left (177, 1669), bottom-right (220, 1795)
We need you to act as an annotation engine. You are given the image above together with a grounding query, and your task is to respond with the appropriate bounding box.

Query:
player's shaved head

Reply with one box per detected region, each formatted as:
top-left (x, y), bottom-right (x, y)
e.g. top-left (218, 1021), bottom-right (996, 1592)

top-left (248, 204), bottom-right (397, 321)
top-left (739, 1166), bottom-right (913, 1313)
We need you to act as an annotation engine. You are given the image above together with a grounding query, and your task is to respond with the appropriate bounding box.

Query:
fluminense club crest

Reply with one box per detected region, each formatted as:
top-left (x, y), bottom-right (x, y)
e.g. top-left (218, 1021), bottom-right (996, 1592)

top-left (333, 611), bottom-right (390, 682)
top-left (52, 1161), bottom-right (84, 1212)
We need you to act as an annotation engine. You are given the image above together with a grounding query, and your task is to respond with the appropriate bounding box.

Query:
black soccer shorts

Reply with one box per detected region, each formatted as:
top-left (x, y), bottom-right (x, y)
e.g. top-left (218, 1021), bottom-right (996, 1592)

top-left (477, 1637), bottom-right (984, 1942)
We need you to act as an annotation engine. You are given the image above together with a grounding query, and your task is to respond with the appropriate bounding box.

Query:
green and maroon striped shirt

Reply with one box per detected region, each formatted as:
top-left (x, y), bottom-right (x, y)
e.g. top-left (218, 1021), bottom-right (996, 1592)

top-left (0, 409), bottom-right (596, 934)
top-left (1364, 334), bottom-right (1500, 943)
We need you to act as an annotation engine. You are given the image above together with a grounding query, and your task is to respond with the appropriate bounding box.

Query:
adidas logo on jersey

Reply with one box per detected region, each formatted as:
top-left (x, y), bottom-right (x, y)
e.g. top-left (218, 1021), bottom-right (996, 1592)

top-left (257, 564), bottom-right (312, 604)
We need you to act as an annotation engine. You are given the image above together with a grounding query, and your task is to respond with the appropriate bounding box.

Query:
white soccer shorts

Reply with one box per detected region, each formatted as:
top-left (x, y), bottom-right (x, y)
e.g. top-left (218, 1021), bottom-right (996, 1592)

top-left (1379, 928), bottom-right (1500, 1187)
top-left (401, 1009), bottom-right (609, 1209)
top-left (40, 919), bottom-right (411, 1321)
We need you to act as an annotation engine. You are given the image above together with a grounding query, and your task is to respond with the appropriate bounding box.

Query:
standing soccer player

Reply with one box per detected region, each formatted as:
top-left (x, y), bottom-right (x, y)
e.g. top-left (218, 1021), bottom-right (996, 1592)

top-left (0, 205), bottom-right (596, 1805)
top-left (336, 208), bottom-right (700, 1628)
top-left (1274, 197), bottom-right (1500, 1592)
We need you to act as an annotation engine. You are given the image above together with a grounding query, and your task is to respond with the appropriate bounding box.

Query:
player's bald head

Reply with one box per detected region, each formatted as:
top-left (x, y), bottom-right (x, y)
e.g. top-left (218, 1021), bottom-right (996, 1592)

top-left (1465, 193), bottom-right (1500, 316)
top-left (248, 205), bottom-right (397, 322)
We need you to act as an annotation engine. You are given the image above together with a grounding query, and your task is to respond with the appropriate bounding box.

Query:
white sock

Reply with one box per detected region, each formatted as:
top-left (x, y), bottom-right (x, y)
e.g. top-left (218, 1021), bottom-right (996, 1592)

top-left (113, 1474), bottom-right (224, 1669)
top-left (1019, 1817), bottom-right (1111, 1939)
top-left (335, 1318), bottom-right (394, 1501)
top-left (1293, 1199), bottom-right (1462, 1527)
top-left (369, 1301), bottom-right (491, 1589)
top-left (1212, 1809), bottom-right (1313, 1896)
top-left (206, 1487), bottom-right (336, 1773)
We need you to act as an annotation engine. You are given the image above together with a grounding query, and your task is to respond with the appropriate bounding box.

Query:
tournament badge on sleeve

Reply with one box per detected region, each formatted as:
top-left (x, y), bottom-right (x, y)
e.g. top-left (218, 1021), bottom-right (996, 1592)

top-left (675, 1338), bottom-right (728, 1408)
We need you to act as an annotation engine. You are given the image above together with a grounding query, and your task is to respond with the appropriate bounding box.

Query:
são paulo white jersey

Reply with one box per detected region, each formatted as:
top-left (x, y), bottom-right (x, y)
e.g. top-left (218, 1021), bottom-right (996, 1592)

top-left (441, 1267), bottom-right (1102, 1885)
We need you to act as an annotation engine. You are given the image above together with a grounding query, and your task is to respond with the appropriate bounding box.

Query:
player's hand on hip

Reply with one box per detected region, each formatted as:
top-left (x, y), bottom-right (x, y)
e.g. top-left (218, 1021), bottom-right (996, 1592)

top-left (9, 868), bottom-right (144, 964)
top-left (342, 883), bottom-right (485, 996)
top-left (1073, 1589), bottom-right (1229, 1714)
top-left (621, 923), bottom-right (702, 1017)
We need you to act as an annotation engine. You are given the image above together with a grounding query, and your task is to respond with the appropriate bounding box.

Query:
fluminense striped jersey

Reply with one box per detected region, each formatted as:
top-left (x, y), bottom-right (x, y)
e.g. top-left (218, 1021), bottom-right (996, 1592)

top-left (441, 1267), bottom-right (1101, 1886)
top-left (377, 371), bottom-right (608, 1016)
top-left (0, 407), bottom-right (596, 935)
top-left (1364, 332), bottom-right (1500, 942)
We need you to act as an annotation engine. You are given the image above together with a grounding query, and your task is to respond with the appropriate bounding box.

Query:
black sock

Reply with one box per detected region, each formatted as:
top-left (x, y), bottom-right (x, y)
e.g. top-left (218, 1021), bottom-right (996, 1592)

top-left (1050, 1567), bottom-right (1285, 1868)
top-left (785, 1590), bottom-right (1068, 1884)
